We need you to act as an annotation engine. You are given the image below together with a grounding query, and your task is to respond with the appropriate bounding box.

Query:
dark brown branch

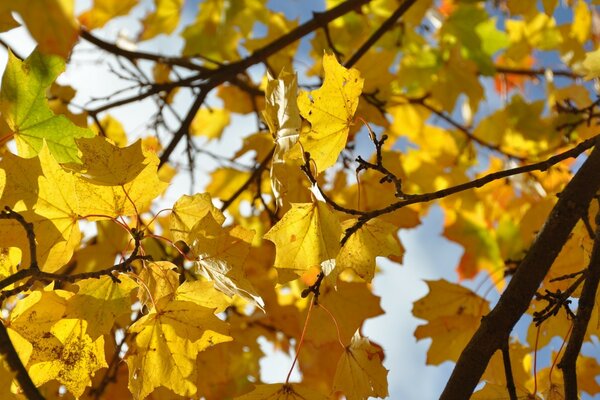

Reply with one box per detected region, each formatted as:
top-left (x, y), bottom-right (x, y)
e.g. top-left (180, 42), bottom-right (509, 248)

top-left (440, 137), bottom-right (600, 399)
top-left (220, 147), bottom-right (275, 212)
top-left (301, 271), bottom-right (325, 303)
top-left (501, 341), bottom-right (517, 400)
top-left (558, 209), bottom-right (600, 399)
top-left (344, 0), bottom-right (418, 68)
top-left (158, 0), bottom-right (373, 167)
top-left (342, 135), bottom-right (598, 245)
top-left (532, 275), bottom-right (584, 326)
top-left (301, 153), bottom-right (365, 216)
top-left (80, 29), bottom-right (208, 71)
top-left (0, 322), bottom-right (44, 400)
top-left (0, 208), bottom-right (38, 270)
top-left (159, 89), bottom-right (208, 167)
top-left (0, 209), bottom-right (43, 399)
top-left (495, 66), bottom-right (581, 79)
top-left (0, 228), bottom-right (147, 292)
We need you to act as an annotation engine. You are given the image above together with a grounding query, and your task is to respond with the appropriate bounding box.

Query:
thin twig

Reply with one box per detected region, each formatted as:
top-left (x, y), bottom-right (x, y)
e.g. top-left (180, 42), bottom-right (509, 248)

top-left (220, 148), bottom-right (275, 212)
top-left (342, 135), bottom-right (598, 245)
top-left (344, 0), bottom-right (418, 68)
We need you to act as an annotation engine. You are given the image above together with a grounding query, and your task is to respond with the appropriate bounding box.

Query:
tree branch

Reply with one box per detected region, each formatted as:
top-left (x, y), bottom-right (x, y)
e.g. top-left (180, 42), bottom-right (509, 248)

top-left (158, 0), bottom-right (373, 167)
top-left (220, 147), bottom-right (275, 212)
top-left (440, 137), bottom-right (600, 399)
top-left (344, 0), bottom-right (417, 68)
top-left (342, 135), bottom-right (598, 245)
top-left (0, 322), bottom-right (44, 400)
top-left (558, 206), bottom-right (600, 398)
top-left (501, 341), bottom-right (517, 400)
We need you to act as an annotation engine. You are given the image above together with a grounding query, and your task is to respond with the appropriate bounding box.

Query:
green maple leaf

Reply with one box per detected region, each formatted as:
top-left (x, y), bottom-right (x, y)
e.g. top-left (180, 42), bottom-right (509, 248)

top-left (0, 49), bottom-right (94, 163)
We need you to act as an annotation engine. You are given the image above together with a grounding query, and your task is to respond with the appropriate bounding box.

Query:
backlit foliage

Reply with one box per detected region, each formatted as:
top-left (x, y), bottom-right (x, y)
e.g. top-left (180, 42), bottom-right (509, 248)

top-left (1, 0), bottom-right (600, 399)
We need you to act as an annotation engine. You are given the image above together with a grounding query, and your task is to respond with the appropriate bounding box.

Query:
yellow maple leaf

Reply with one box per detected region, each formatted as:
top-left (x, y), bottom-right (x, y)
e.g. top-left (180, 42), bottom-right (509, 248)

top-left (234, 383), bottom-right (329, 400)
top-left (0, 247), bottom-right (20, 282)
top-left (175, 280), bottom-right (231, 313)
top-left (298, 53), bottom-right (363, 173)
top-left (264, 69), bottom-right (301, 208)
top-left (412, 279), bottom-right (490, 365)
top-left (264, 201), bottom-right (341, 278)
top-left (8, 288), bottom-right (107, 397)
top-left (74, 143), bottom-right (168, 217)
top-left (66, 275), bottom-right (138, 339)
top-left (332, 332), bottom-right (388, 400)
top-left (336, 218), bottom-right (404, 282)
top-left (140, 0), bottom-right (184, 40)
top-left (443, 208), bottom-right (503, 281)
top-left (169, 192), bottom-right (225, 244)
top-left (68, 136), bottom-right (148, 186)
top-left (190, 108), bottom-right (231, 140)
top-left (12, 0), bottom-right (79, 57)
top-left (28, 318), bottom-right (107, 398)
top-left (137, 260), bottom-right (180, 307)
top-left (189, 213), bottom-right (263, 309)
top-left (305, 281), bottom-right (384, 345)
top-left (127, 298), bottom-right (232, 399)
top-left (0, 146), bottom-right (82, 271)
top-left (79, 0), bottom-right (139, 29)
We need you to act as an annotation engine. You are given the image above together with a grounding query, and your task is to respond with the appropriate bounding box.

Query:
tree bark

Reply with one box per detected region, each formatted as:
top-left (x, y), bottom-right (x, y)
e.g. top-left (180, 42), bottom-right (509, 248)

top-left (441, 139), bottom-right (600, 399)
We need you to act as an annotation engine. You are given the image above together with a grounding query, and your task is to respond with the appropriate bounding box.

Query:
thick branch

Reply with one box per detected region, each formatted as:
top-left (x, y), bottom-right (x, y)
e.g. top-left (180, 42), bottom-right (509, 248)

top-left (440, 138), bottom-right (600, 399)
top-left (558, 208), bottom-right (600, 399)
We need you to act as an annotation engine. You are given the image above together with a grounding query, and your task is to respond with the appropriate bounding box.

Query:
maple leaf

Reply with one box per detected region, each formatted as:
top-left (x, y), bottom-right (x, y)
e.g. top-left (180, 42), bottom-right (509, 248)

top-left (0, 49), bottom-right (94, 163)
top-left (413, 279), bottom-right (490, 365)
top-left (137, 260), bottom-right (181, 306)
top-left (126, 298), bottom-right (232, 399)
top-left (7, 289), bottom-right (107, 397)
top-left (9, 0), bottom-right (79, 57)
top-left (234, 383), bottom-right (329, 400)
top-left (332, 332), bottom-right (389, 400)
top-left (28, 318), bottom-right (107, 398)
top-left (140, 0), bottom-right (185, 40)
top-left (65, 275), bottom-right (138, 339)
top-left (74, 142), bottom-right (168, 217)
top-left (298, 52), bottom-right (364, 172)
top-left (582, 48), bottom-right (600, 80)
top-left (175, 280), bottom-right (231, 313)
top-left (336, 218), bottom-right (404, 282)
top-left (264, 69), bottom-right (301, 207)
top-left (0, 146), bottom-right (82, 271)
top-left (79, 0), bottom-right (139, 29)
top-left (264, 201), bottom-right (341, 278)
top-left (169, 192), bottom-right (225, 244)
top-left (443, 209), bottom-right (503, 280)
top-left (305, 281), bottom-right (384, 345)
top-left (190, 108), bottom-right (231, 140)
top-left (67, 136), bottom-right (148, 186)
top-left (189, 213), bottom-right (264, 309)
